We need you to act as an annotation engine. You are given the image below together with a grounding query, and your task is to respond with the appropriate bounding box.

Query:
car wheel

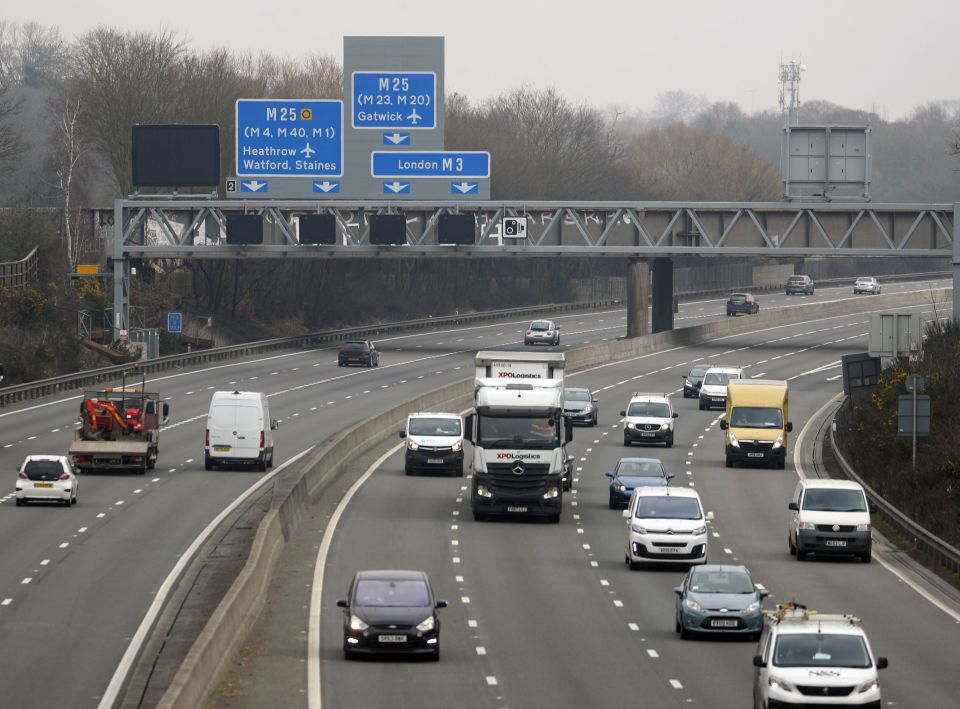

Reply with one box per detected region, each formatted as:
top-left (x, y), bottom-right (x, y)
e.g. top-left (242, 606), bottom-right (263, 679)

top-left (71, 494), bottom-right (77, 506)
top-left (609, 497), bottom-right (617, 509)
top-left (796, 550), bottom-right (807, 561)
top-left (429, 648), bottom-right (440, 662)
top-left (267, 451), bottom-right (275, 468)
top-left (725, 455), bottom-right (733, 468)
top-left (405, 466), bottom-right (414, 476)
top-left (777, 458), bottom-right (786, 470)
top-left (548, 514), bottom-right (560, 524)
top-left (343, 648), bottom-right (355, 661)
top-left (62, 497), bottom-right (71, 507)
top-left (623, 437), bottom-right (631, 447)
top-left (788, 535), bottom-right (796, 555)
top-left (205, 456), bottom-right (213, 471)
top-left (679, 624), bottom-right (691, 640)
top-left (473, 511), bottom-right (486, 522)
top-left (629, 560), bottom-right (641, 571)
top-left (699, 399), bottom-right (706, 410)
top-left (455, 466), bottom-right (464, 478)
top-left (665, 435), bottom-right (673, 449)
top-left (258, 459), bottom-right (267, 472)
top-left (675, 616), bottom-right (682, 633)
top-left (592, 413), bottom-right (598, 426)
top-left (15, 498), bottom-right (25, 506)
top-left (861, 551), bottom-right (872, 563)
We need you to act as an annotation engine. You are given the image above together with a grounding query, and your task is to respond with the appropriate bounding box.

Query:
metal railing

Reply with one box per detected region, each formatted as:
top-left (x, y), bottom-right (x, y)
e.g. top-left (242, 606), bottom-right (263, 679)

top-left (0, 247), bottom-right (39, 288)
top-left (0, 299), bottom-right (622, 407)
top-left (831, 403), bottom-right (960, 574)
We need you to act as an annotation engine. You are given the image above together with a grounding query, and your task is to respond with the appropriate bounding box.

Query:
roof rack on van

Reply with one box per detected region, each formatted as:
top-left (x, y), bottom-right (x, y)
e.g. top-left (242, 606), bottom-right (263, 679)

top-left (764, 602), bottom-right (860, 625)
top-left (630, 392), bottom-right (668, 398)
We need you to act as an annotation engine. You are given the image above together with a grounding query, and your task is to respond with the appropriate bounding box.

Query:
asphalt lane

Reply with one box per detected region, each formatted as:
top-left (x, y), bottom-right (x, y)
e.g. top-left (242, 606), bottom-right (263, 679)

top-left (0, 280), bottom-right (950, 707)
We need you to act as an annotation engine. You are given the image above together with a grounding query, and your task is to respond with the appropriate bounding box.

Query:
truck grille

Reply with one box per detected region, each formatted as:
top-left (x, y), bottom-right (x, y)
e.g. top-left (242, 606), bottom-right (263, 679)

top-left (797, 685), bottom-right (854, 697)
top-left (416, 445), bottom-right (452, 454)
top-left (739, 441), bottom-right (773, 453)
top-left (637, 423), bottom-right (660, 432)
top-left (815, 524), bottom-right (856, 532)
top-left (483, 464), bottom-right (552, 494)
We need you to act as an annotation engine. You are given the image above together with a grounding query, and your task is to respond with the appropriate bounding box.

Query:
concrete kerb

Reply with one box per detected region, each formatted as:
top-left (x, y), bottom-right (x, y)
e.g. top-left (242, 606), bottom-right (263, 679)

top-left (157, 287), bottom-right (951, 709)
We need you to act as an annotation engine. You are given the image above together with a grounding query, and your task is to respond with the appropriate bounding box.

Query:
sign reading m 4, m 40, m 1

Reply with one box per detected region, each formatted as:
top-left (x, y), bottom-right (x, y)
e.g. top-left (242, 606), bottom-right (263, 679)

top-left (236, 99), bottom-right (343, 177)
top-left (352, 72), bottom-right (436, 130)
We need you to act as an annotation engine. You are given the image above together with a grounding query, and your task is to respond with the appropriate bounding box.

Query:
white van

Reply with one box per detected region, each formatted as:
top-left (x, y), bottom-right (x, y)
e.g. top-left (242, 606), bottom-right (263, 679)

top-left (205, 391), bottom-right (279, 471)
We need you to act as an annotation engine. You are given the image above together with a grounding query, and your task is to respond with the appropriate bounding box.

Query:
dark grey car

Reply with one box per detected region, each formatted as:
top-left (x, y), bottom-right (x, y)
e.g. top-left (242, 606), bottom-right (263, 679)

top-left (564, 387), bottom-right (598, 426)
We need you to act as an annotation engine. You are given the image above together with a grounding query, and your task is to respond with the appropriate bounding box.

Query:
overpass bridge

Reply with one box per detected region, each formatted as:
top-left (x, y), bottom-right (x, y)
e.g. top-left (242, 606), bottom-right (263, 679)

top-left (110, 198), bottom-right (958, 339)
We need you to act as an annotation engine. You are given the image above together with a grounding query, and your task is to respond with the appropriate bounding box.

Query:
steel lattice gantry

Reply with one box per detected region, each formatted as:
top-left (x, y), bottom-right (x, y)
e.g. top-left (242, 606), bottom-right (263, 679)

top-left (111, 199), bottom-right (959, 340)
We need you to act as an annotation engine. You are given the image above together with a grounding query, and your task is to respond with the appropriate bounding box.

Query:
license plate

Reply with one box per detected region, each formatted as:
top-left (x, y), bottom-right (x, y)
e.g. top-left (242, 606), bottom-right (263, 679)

top-left (640, 432), bottom-right (656, 437)
top-left (507, 506), bottom-right (528, 513)
top-left (378, 634), bottom-right (407, 643)
top-left (657, 547), bottom-right (683, 553)
top-left (34, 482), bottom-right (54, 488)
top-left (712, 398), bottom-right (723, 402)
top-left (214, 445), bottom-right (231, 452)
top-left (747, 452), bottom-right (764, 458)
top-left (826, 540), bottom-right (847, 547)
top-left (710, 619), bottom-right (739, 628)
top-left (427, 458), bottom-right (444, 464)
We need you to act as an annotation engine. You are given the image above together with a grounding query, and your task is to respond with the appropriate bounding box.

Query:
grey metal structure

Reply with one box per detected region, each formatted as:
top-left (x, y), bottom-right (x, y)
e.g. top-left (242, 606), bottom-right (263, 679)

top-left (782, 126), bottom-right (871, 202)
top-left (110, 198), bottom-right (957, 340)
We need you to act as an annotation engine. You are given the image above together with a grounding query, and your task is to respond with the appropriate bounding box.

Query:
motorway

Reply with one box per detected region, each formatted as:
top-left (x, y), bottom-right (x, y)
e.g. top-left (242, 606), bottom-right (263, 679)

top-left (0, 279), bottom-right (954, 708)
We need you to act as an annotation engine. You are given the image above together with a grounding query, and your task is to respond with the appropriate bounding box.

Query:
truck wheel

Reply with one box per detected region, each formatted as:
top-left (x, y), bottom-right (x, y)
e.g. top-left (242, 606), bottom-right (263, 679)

top-left (777, 458), bottom-right (786, 470)
top-left (205, 457), bottom-right (213, 471)
top-left (725, 455), bottom-right (733, 468)
top-left (454, 467), bottom-right (464, 478)
top-left (860, 551), bottom-right (872, 563)
top-left (473, 511), bottom-right (486, 522)
top-left (405, 466), bottom-right (414, 476)
top-left (548, 514), bottom-right (560, 524)
top-left (796, 550), bottom-right (807, 562)
top-left (16, 498), bottom-right (24, 506)
top-left (258, 459), bottom-right (267, 472)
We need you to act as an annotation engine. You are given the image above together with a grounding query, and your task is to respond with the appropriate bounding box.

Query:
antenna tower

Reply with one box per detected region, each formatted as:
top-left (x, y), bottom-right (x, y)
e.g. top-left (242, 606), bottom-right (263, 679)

top-left (778, 60), bottom-right (805, 126)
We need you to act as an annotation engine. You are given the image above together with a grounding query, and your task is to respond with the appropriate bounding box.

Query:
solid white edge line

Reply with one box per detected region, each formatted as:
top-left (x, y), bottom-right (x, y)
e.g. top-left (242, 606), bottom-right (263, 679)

top-left (308, 441), bottom-right (406, 709)
top-left (793, 394), bottom-right (960, 623)
top-left (96, 446), bottom-right (314, 709)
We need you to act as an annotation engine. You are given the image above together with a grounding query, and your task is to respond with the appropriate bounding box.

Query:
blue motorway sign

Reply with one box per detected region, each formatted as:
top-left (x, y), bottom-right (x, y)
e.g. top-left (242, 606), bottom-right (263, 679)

top-left (167, 312), bottom-right (182, 334)
top-left (236, 99), bottom-right (343, 177)
top-left (371, 151), bottom-right (490, 179)
top-left (352, 72), bottom-right (436, 130)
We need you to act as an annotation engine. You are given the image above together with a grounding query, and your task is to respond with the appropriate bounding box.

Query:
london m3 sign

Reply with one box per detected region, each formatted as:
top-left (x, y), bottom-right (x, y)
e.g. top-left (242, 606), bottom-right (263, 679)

top-left (236, 99), bottom-right (343, 177)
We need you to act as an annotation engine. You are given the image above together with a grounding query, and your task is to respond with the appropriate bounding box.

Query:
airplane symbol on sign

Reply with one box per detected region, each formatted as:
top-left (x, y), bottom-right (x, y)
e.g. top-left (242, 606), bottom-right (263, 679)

top-left (407, 109), bottom-right (421, 125)
top-left (300, 143), bottom-right (316, 158)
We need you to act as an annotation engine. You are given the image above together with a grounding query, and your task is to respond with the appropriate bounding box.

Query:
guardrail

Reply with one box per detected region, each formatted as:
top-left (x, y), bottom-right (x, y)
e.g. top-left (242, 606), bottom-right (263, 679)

top-left (831, 403), bottom-right (960, 575)
top-left (0, 299), bottom-right (624, 407)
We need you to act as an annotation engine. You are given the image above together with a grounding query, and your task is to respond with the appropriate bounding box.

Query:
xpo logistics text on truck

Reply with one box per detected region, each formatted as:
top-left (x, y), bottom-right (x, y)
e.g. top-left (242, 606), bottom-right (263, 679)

top-left (465, 351), bottom-right (574, 522)
top-left (720, 379), bottom-right (792, 469)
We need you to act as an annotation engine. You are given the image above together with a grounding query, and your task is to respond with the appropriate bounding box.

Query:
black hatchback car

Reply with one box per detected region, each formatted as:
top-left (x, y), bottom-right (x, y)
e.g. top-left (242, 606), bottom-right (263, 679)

top-left (682, 363), bottom-right (714, 398)
top-left (338, 340), bottom-right (380, 367)
top-left (337, 570), bottom-right (447, 660)
top-left (726, 293), bottom-right (759, 316)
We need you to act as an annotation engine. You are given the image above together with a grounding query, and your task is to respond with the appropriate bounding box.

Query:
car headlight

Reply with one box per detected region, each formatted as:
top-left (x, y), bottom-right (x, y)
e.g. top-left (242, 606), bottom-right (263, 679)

top-left (451, 441), bottom-right (462, 452)
top-left (659, 423), bottom-right (671, 431)
top-left (768, 676), bottom-right (795, 692)
top-left (407, 440), bottom-right (419, 451)
top-left (691, 525), bottom-right (706, 535)
top-left (476, 484), bottom-right (493, 498)
top-left (799, 521), bottom-right (815, 530)
top-left (772, 432), bottom-right (784, 450)
top-left (543, 486), bottom-right (559, 500)
top-left (856, 677), bottom-right (879, 693)
top-left (728, 431), bottom-right (739, 448)
top-left (349, 615), bottom-right (368, 631)
top-left (744, 600), bottom-right (761, 613)
top-left (416, 616), bottom-right (435, 632)
top-left (583, 404), bottom-right (593, 413)
top-left (617, 484), bottom-right (627, 492)
top-left (626, 422), bottom-right (636, 430)
top-left (855, 523), bottom-right (871, 532)
top-left (631, 524), bottom-right (647, 534)
top-left (683, 598), bottom-right (703, 612)
top-left (685, 379), bottom-right (693, 387)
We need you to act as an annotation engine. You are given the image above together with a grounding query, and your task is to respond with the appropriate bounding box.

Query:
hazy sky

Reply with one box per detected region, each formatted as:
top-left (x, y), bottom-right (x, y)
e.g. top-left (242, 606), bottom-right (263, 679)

top-left (7, 1), bottom-right (957, 119)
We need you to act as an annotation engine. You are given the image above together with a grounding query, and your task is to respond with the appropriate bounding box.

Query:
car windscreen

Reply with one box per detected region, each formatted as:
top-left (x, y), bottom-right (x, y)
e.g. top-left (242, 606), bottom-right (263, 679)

top-left (23, 460), bottom-right (65, 480)
top-left (477, 415), bottom-right (560, 449)
top-left (354, 579), bottom-right (430, 607)
top-left (802, 489), bottom-right (867, 512)
top-left (617, 461), bottom-right (665, 478)
top-left (635, 496), bottom-right (702, 520)
top-left (530, 321), bottom-right (551, 331)
top-left (689, 365), bottom-right (711, 378)
top-left (689, 570), bottom-right (754, 594)
top-left (773, 634), bottom-right (871, 668)
top-left (343, 342), bottom-right (366, 350)
top-left (626, 402), bottom-right (670, 417)
top-left (730, 406), bottom-right (783, 429)
top-left (729, 294), bottom-right (747, 303)
top-left (703, 372), bottom-right (738, 386)
top-left (409, 417), bottom-right (461, 436)
top-left (565, 389), bottom-right (591, 401)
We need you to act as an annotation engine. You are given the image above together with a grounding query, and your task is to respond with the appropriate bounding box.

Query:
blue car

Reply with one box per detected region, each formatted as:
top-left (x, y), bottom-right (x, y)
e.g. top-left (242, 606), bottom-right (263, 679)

top-left (674, 564), bottom-right (768, 640)
top-left (606, 457), bottom-right (673, 509)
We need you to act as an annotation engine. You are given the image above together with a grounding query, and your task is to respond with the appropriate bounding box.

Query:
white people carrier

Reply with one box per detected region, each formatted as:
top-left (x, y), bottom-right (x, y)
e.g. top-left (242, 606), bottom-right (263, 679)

top-left (205, 391), bottom-right (279, 471)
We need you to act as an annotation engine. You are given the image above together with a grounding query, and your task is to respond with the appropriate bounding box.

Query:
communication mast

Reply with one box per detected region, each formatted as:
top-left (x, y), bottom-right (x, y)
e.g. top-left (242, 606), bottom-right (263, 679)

top-left (778, 60), bottom-right (805, 126)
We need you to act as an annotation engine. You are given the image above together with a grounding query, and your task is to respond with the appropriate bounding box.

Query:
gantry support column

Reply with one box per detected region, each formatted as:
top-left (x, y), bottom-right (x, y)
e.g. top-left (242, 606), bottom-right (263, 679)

top-left (651, 257), bottom-right (674, 333)
top-left (954, 203), bottom-right (959, 323)
top-left (626, 258), bottom-right (650, 338)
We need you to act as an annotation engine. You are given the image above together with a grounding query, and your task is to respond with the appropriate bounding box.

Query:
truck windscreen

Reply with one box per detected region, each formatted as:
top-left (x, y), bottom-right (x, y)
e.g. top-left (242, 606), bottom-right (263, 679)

top-left (477, 415), bottom-right (560, 449)
top-left (729, 406), bottom-right (783, 429)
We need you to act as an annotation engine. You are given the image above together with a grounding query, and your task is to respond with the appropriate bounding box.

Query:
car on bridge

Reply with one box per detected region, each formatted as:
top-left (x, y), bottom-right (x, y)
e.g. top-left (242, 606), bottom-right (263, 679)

top-left (674, 564), bottom-right (767, 640)
top-left (336, 569), bottom-right (447, 660)
top-left (606, 456), bottom-right (673, 509)
top-left (785, 275), bottom-right (815, 296)
top-left (726, 292), bottom-right (760, 316)
top-left (853, 276), bottom-right (881, 295)
top-left (338, 339), bottom-right (380, 367)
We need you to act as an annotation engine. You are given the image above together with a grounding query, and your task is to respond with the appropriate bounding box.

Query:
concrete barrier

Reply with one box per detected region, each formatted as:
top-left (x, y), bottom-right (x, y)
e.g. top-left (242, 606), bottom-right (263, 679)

top-left (157, 286), bottom-right (951, 708)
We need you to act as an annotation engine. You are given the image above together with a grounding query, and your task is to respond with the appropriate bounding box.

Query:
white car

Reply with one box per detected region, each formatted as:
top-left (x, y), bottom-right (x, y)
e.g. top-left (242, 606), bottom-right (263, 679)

top-left (699, 366), bottom-right (745, 411)
top-left (399, 412), bottom-right (464, 476)
top-left (524, 320), bottom-right (560, 346)
top-left (753, 604), bottom-right (888, 708)
top-left (788, 479), bottom-right (874, 563)
top-left (620, 393), bottom-right (678, 448)
top-left (15, 455), bottom-right (78, 507)
top-left (853, 277), bottom-right (881, 295)
top-left (622, 487), bottom-right (712, 569)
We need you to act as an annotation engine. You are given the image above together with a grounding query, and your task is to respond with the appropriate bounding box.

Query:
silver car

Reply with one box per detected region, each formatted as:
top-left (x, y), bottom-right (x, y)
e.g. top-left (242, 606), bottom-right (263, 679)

top-left (524, 320), bottom-right (560, 346)
top-left (853, 276), bottom-right (881, 295)
top-left (16, 455), bottom-right (78, 507)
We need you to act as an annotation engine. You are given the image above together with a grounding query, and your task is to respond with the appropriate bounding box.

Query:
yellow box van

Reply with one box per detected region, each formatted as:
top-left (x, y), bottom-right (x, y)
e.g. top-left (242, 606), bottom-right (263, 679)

top-left (720, 380), bottom-right (792, 469)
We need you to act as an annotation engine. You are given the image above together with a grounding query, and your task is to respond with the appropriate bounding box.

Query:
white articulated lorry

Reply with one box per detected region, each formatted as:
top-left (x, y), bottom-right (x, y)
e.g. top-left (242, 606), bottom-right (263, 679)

top-left (465, 351), bottom-right (574, 523)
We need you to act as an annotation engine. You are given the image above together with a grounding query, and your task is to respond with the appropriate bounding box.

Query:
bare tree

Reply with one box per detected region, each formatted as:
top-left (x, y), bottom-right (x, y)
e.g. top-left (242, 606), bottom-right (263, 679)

top-left (0, 20), bottom-right (22, 179)
top-left (50, 96), bottom-right (86, 270)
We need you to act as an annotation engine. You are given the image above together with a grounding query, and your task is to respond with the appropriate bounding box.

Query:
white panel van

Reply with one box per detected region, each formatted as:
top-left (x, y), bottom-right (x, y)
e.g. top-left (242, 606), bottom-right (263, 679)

top-left (205, 391), bottom-right (278, 471)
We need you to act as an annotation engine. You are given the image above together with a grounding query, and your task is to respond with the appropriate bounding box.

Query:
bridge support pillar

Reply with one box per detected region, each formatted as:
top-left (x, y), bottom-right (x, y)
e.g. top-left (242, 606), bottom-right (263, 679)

top-left (626, 258), bottom-right (650, 338)
top-left (954, 203), bottom-right (959, 323)
top-left (651, 257), bottom-right (674, 333)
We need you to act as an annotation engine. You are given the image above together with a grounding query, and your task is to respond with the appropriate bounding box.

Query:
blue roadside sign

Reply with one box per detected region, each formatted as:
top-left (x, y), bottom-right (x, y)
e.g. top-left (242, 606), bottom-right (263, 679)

top-left (167, 312), bottom-right (182, 333)
top-left (371, 151), bottom-right (490, 179)
top-left (236, 99), bottom-right (343, 177)
top-left (352, 72), bottom-right (436, 130)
